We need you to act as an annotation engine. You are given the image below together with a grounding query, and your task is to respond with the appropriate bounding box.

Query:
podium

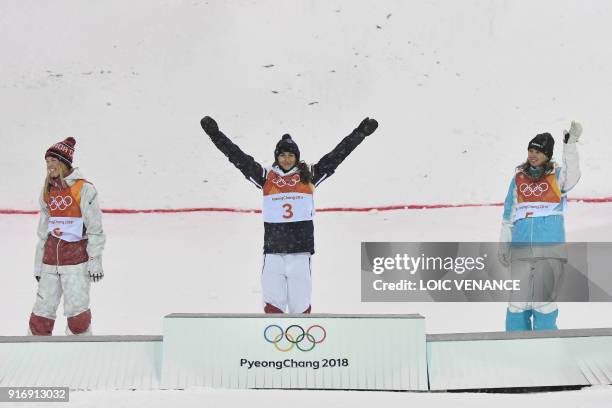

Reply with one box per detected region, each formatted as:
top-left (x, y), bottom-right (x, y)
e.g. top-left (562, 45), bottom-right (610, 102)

top-left (160, 313), bottom-right (428, 390)
top-left (3, 315), bottom-right (610, 391)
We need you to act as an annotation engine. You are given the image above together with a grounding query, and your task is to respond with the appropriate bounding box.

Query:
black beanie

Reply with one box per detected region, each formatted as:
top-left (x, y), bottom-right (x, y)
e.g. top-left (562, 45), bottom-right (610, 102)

top-left (274, 134), bottom-right (300, 162)
top-left (528, 133), bottom-right (554, 159)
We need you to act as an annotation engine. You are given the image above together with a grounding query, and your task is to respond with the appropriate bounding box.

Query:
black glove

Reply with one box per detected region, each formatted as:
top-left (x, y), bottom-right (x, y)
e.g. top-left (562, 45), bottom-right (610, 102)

top-left (200, 116), bottom-right (219, 135)
top-left (356, 117), bottom-right (378, 136)
top-left (35, 276), bottom-right (40, 282)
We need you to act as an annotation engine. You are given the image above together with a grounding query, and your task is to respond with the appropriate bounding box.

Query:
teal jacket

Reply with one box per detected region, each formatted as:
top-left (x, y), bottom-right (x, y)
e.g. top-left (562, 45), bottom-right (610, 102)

top-left (501, 143), bottom-right (580, 246)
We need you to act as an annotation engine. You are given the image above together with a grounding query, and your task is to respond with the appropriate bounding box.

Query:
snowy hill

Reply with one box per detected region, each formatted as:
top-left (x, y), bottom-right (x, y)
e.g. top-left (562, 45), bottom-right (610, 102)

top-left (1, 0), bottom-right (611, 210)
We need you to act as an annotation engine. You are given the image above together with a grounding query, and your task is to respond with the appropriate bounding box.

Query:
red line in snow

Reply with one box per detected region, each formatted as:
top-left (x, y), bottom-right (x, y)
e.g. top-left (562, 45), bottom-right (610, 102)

top-left (103, 207), bottom-right (262, 214)
top-left (1, 197), bottom-right (611, 216)
top-left (0, 209), bottom-right (39, 215)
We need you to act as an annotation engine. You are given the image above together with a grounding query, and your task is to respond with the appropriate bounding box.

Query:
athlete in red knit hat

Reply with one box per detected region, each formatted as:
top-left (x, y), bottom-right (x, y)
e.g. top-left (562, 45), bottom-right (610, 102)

top-left (29, 137), bottom-right (106, 336)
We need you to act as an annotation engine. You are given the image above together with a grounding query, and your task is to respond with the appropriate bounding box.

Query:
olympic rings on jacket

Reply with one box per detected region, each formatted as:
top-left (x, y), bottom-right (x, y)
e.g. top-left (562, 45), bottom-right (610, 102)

top-left (519, 182), bottom-right (549, 197)
top-left (263, 324), bottom-right (327, 352)
top-left (272, 174), bottom-right (301, 188)
top-left (49, 195), bottom-right (74, 211)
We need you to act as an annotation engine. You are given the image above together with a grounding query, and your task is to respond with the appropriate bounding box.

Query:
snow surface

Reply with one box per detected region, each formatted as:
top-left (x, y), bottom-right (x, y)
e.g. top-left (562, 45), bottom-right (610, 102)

top-left (2, 0), bottom-right (612, 406)
top-left (11, 385), bottom-right (611, 408)
top-left (3, 205), bottom-right (612, 336)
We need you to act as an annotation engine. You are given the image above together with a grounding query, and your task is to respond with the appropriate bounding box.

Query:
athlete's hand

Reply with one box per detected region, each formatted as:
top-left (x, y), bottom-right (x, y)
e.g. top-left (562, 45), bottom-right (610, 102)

top-left (498, 244), bottom-right (511, 268)
top-left (88, 256), bottom-right (104, 283)
top-left (200, 116), bottom-right (219, 135)
top-left (564, 121), bottom-right (582, 144)
top-left (498, 223), bottom-right (512, 268)
top-left (356, 117), bottom-right (378, 136)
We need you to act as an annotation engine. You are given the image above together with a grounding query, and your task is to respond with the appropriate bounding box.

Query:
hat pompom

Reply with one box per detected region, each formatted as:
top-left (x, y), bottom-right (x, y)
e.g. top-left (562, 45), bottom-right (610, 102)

top-left (274, 133), bottom-right (300, 163)
top-left (45, 137), bottom-right (76, 165)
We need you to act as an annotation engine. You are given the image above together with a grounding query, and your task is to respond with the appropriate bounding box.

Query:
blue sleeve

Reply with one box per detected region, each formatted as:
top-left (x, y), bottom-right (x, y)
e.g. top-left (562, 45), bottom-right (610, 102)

top-left (502, 178), bottom-right (516, 222)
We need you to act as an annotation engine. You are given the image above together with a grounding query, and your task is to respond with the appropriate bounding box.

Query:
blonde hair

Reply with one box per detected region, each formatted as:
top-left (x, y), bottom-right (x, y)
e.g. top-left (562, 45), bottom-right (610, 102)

top-left (42, 161), bottom-right (71, 204)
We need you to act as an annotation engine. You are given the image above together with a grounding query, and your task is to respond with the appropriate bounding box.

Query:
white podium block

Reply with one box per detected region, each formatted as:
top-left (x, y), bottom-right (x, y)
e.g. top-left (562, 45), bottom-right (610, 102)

top-left (161, 314), bottom-right (427, 390)
top-left (0, 336), bottom-right (162, 390)
top-left (427, 328), bottom-right (612, 390)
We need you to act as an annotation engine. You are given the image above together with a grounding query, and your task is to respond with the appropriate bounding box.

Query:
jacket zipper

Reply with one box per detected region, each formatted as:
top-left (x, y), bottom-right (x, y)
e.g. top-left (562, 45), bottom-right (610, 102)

top-left (56, 238), bottom-right (61, 274)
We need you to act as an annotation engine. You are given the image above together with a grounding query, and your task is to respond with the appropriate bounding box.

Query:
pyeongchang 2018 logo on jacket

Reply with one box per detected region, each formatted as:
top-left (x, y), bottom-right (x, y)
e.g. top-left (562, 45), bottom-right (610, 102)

top-left (263, 324), bottom-right (327, 352)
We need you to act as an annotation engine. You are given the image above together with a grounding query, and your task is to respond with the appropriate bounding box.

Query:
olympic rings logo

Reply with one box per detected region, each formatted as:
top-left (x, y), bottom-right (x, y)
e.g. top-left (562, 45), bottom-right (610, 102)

top-left (272, 174), bottom-right (301, 188)
top-left (264, 324), bottom-right (327, 352)
top-left (49, 195), bottom-right (73, 211)
top-left (519, 182), bottom-right (549, 197)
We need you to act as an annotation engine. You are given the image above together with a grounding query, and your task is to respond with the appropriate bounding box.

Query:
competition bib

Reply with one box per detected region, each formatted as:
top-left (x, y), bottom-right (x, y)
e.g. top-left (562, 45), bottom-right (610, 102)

top-left (48, 216), bottom-right (85, 242)
top-left (262, 170), bottom-right (314, 223)
top-left (513, 173), bottom-right (564, 222)
top-left (514, 201), bottom-right (563, 221)
top-left (47, 179), bottom-right (86, 242)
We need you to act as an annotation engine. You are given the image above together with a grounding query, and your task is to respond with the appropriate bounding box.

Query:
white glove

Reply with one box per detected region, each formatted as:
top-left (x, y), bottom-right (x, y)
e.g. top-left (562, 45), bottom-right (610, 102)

top-left (88, 256), bottom-right (104, 283)
top-left (498, 243), bottom-right (511, 268)
top-left (564, 121), bottom-right (582, 144)
top-left (498, 222), bottom-right (512, 267)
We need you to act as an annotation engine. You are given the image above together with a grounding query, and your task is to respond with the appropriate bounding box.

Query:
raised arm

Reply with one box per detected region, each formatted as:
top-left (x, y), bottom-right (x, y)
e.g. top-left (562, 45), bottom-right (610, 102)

top-left (558, 121), bottom-right (582, 193)
top-left (200, 116), bottom-right (266, 188)
top-left (311, 117), bottom-right (378, 186)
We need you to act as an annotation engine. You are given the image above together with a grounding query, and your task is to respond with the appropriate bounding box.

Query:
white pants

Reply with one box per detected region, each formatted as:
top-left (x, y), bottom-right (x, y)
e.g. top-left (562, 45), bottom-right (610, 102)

top-left (32, 263), bottom-right (91, 320)
top-left (508, 258), bottom-right (563, 313)
top-left (261, 253), bottom-right (312, 313)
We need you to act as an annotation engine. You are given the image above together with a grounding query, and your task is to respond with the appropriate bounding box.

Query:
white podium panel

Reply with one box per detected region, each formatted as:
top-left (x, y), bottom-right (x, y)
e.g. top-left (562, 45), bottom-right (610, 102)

top-left (0, 336), bottom-right (162, 390)
top-left (161, 314), bottom-right (427, 390)
top-left (427, 328), bottom-right (612, 390)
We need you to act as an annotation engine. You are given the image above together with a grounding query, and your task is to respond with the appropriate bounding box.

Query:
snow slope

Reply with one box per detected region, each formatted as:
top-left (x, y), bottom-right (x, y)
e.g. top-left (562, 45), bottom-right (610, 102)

top-left (3, 203), bottom-right (612, 336)
top-left (1, 0), bottom-right (611, 210)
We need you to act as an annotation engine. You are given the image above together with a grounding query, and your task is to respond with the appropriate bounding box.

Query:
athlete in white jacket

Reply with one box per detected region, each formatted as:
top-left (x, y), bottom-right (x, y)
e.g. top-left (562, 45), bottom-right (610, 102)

top-left (29, 137), bottom-right (106, 335)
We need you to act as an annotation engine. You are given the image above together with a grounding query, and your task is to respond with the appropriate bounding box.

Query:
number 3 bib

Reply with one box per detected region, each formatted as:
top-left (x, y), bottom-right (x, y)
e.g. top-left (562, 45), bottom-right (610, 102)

top-left (262, 170), bottom-right (314, 223)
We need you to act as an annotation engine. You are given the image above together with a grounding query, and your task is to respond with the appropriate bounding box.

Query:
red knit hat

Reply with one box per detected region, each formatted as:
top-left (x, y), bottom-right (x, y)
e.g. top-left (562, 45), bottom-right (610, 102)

top-left (45, 137), bottom-right (76, 166)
